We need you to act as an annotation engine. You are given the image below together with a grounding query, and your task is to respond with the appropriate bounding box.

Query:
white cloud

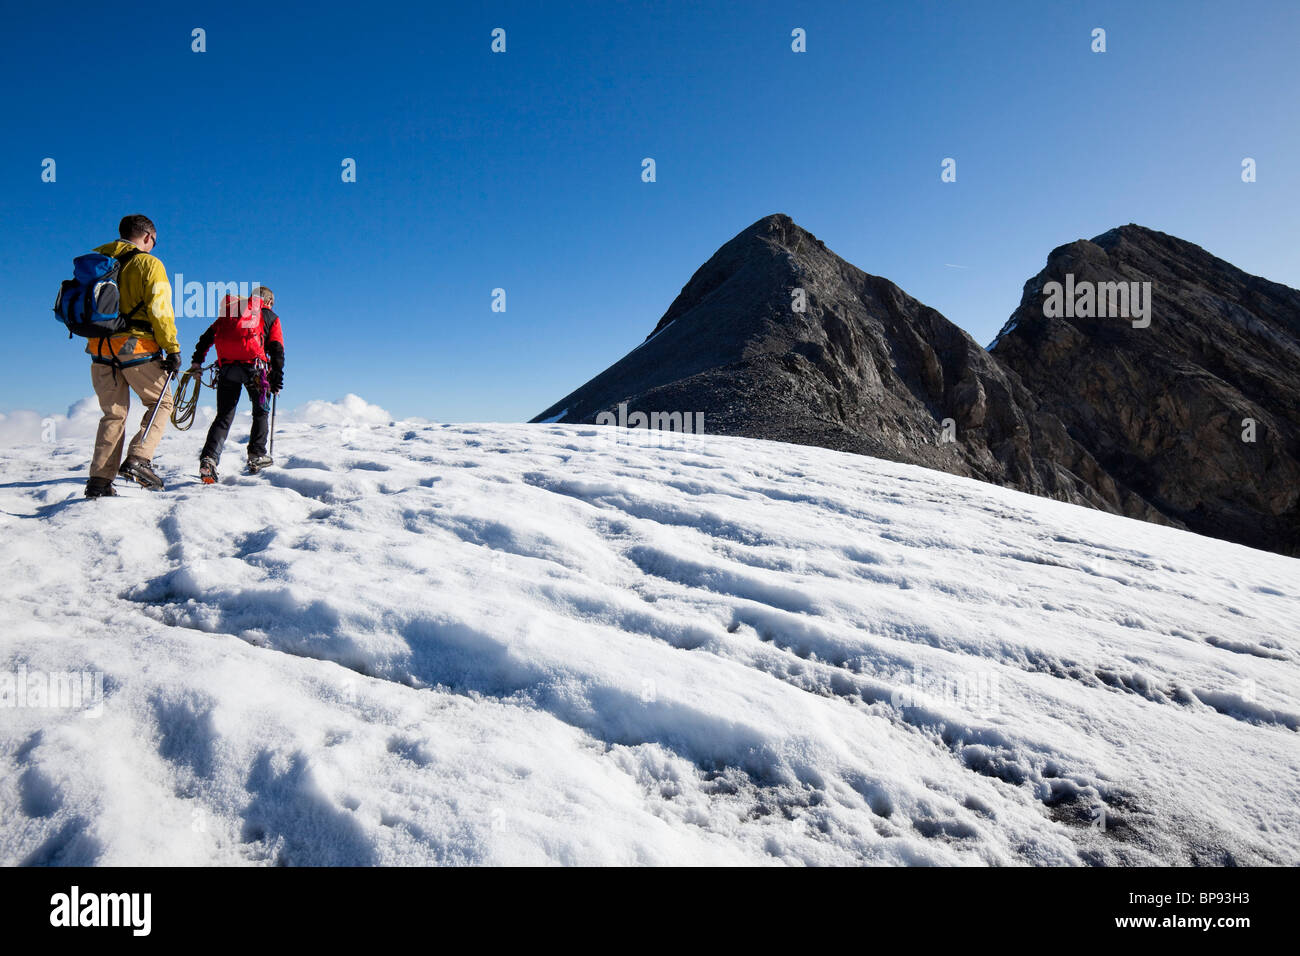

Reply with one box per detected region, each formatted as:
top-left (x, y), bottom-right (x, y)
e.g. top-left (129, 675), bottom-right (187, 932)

top-left (282, 394), bottom-right (393, 426)
top-left (0, 397), bottom-right (103, 446)
top-left (1, 392), bottom-right (399, 449)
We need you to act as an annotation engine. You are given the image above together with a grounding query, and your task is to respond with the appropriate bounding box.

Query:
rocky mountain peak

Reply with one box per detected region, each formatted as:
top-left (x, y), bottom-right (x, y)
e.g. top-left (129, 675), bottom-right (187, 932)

top-left (992, 225), bottom-right (1300, 554)
top-left (532, 215), bottom-right (1298, 554)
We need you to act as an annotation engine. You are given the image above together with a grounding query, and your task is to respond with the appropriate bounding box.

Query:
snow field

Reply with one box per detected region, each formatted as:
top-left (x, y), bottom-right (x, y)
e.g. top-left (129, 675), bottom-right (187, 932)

top-left (1, 398), bottom-right (1297, 865)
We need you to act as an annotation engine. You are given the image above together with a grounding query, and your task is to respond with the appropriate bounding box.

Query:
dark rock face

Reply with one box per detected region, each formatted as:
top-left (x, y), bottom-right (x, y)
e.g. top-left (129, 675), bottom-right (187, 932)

top-left (533, 215), bottom-right (1300, 555)
top-left (990, 224), bottom-right (1300, 556)
top-left (531, 214), bottom-right (1168, 526)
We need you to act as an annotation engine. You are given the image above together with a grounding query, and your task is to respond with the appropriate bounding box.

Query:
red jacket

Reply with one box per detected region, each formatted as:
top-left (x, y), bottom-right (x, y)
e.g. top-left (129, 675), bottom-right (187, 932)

top-left (192, 296), bottom-right (285, 369)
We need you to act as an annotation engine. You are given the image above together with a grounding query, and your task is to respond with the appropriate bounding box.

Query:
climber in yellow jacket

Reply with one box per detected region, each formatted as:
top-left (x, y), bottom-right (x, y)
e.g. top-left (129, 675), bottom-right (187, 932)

top-left (84, 214), bottom-right (182, 497)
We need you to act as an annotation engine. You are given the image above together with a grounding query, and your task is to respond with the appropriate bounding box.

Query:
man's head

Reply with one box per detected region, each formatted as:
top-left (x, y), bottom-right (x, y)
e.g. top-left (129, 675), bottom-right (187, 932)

top-left (119, 214), bottom-right (157, 253)
top-left (252, 285), bottom-right (275, 308)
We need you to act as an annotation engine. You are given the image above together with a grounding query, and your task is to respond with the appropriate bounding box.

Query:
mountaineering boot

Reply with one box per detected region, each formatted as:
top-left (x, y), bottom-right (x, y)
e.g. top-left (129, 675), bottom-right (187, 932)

top-left (199, 457), bottom-right (219, 485)
top-left (246, 454), bottom-right (273, 474)
top-left (119, 455), bottom-right (164, 490)
top-left (84, 477), bottom-right (118, 498)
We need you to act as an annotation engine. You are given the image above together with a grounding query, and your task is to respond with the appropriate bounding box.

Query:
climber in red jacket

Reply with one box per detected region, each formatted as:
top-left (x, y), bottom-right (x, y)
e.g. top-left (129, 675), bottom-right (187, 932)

top-left (191, 286), bottom-right (285, 482)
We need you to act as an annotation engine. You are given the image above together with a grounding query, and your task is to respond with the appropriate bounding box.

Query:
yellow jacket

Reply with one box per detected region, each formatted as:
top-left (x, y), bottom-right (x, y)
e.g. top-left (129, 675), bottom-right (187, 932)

top-left (85, 239), bottom-right (180, 363)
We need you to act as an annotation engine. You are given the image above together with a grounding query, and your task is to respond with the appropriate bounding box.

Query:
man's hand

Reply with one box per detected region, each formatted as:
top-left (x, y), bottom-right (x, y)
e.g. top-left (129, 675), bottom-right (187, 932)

top-left (161, 352), bottom-right (181, 374)
top-left (269, 369), bottom-right (284, 393)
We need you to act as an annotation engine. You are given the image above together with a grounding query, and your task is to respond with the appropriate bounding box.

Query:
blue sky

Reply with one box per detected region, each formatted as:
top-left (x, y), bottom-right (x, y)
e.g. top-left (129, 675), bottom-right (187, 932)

top-left (3, 0), bottom-right (1297, 422)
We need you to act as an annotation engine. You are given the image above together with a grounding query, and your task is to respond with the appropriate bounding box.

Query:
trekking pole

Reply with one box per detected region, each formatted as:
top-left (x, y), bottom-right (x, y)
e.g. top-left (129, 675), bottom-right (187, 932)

top-left (269, 393), bottom-right (277, 458)
top-left (143, 371), bottom-right (177, 441)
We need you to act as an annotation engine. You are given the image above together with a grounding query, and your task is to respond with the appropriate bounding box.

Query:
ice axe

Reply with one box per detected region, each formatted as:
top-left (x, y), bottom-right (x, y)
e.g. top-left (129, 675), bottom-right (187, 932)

top-left (269, 392), bottom-right (277, 458)
top-left (142, 370), bottom-right (177, 442)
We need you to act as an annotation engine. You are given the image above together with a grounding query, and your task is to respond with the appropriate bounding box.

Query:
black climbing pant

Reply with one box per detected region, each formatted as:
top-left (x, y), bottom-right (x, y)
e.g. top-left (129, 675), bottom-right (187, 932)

top-left (200, 363), bottom-right (270, 463)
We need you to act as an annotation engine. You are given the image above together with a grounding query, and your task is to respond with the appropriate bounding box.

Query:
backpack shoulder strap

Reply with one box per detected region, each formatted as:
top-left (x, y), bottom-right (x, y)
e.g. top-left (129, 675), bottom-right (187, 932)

top-left (113, 248), bottom-right (145, 320)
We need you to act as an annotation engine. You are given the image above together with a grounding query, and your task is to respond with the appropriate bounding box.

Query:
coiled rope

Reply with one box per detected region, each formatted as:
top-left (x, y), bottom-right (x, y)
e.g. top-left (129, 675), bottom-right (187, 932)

top-left (170, 364), bottom-right (216, 431)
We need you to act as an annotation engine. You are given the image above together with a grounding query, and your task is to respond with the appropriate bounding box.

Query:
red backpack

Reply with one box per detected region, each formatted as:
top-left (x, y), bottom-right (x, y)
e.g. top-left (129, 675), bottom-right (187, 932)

top-left (213, 295), bottom-right (271, 364)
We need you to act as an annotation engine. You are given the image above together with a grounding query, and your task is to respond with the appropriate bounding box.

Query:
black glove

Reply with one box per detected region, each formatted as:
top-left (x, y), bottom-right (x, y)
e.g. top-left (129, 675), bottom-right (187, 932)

top-left (269, 369), bottom-right (284, 393)
top-left (161, 352), bottom-right (181, 374)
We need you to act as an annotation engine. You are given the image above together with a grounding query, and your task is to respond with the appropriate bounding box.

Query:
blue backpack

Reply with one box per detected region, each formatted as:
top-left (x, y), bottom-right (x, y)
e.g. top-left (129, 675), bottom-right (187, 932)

top-left (53, 249), bottom-right (145, 338)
